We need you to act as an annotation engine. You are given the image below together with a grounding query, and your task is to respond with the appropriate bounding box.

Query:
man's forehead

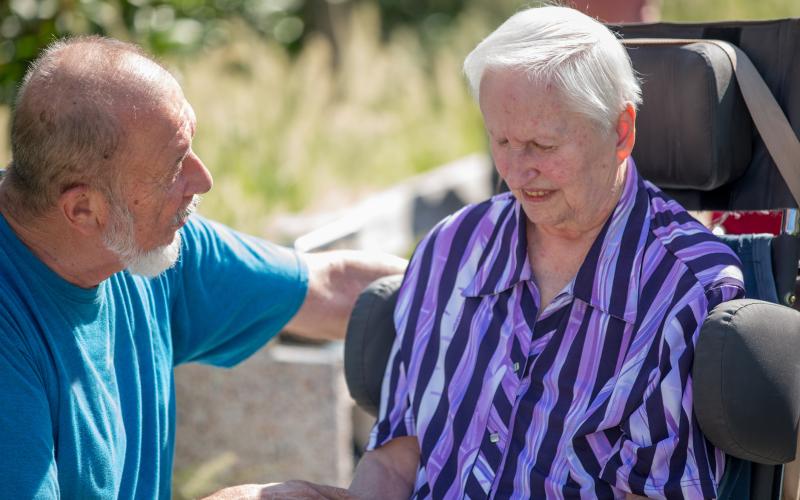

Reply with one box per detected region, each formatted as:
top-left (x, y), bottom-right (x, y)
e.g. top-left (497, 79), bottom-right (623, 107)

top-left (180, 100), bottom-right (197, 130)
top-left (117, 72), bottom-right (188, 122)
top-left (159, 98), bottom-right (195, 145)
top-left (116, 93), bottom-right (193, 167)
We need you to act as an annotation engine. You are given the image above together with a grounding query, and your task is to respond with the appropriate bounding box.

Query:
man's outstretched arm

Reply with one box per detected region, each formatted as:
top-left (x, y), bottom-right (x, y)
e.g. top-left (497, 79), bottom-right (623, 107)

top-left (203, 437), bottom-right (419, 499)
top-left (284, 250), bottom-right (406, 341)
top-left (203, 480), bottom-right (353, 499)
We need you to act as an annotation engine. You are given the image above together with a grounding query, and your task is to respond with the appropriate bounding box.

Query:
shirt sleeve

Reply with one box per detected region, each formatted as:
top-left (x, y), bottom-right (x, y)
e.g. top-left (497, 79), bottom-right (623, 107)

top-left (167, 216), bottom-right (309, 367)
top-left (598, 282), bottom-right (744, 499)
top-left (0, 320), bottom-right (60, 499)
top-left (366, 228), bottom-right (438, 450)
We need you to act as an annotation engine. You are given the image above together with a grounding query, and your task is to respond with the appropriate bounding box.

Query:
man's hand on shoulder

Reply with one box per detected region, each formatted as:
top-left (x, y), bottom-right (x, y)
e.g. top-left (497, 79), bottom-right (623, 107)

top-left (203, 480), bottom-right (356, 500)
top-left (284, 250), bottom-right (407, 341)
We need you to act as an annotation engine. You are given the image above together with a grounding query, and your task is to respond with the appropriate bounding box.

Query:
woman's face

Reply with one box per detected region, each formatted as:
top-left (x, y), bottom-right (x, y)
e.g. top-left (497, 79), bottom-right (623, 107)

top-left (479, 69), bottom-right (631, 236)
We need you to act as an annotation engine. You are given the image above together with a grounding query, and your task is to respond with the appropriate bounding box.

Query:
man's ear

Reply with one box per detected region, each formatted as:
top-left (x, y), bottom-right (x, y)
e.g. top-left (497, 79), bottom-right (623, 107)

top-left (58, 185), bottom-right (108, 235)
top-left (615, 103), bottom-right (637, 163)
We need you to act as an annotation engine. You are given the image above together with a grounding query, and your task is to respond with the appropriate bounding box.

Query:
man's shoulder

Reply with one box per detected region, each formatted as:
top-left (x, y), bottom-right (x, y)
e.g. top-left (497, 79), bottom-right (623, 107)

top-left (177, 214), bottom-right (275, 256)
top-left (178, 214), bottom-right (220, 247)
top-left (168, 215), bottom-right (232, 274)
top-left (0, 283), bottom-right (52, 379)
top-left (643, 182), bottom-right (743, 292)
top-left (0, 248), bottom-right (44, 331)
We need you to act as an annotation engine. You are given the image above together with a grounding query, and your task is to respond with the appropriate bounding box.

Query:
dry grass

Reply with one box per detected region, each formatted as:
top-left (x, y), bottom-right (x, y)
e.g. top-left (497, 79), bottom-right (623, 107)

top-left (0, 5), bottom-right (488, 238)
top-left (662, 0), bottom-right (800, 21)
top-left (1, 0), bottom-right (799, 237)
top-left (174, 5), bottom-right (486, 237)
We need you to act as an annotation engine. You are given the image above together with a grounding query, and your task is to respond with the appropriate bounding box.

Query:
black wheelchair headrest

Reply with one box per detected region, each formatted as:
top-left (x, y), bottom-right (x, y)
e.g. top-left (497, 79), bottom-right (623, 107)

top-left (346, 279), bottom-right (800, 465)
top-left (616, 19), bottom-right (800, 210)
top-left (626, 41), bottom-right (752, 192)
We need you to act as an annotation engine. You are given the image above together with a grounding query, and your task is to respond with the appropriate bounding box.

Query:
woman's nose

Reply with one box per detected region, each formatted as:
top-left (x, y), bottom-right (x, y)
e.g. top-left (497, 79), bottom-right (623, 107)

top-left (503, 150), bottom-right (539, 187)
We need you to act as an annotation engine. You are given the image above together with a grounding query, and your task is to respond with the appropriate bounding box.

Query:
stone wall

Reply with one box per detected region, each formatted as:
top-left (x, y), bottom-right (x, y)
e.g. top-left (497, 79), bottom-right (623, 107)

top-left (173, 343), bottom-right (352, 498)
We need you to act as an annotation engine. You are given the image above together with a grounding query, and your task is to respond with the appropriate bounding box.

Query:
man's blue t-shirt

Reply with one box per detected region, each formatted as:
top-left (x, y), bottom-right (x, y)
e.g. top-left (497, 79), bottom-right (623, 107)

top-left (0, 214), bottom-right (308, 499)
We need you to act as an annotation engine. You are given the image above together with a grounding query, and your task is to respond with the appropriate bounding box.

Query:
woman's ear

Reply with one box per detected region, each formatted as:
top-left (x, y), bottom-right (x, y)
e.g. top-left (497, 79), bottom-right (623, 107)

top-left (615, 103), bottom-right (637, 162)
top-left (58, 185), bottom-right (108, 236)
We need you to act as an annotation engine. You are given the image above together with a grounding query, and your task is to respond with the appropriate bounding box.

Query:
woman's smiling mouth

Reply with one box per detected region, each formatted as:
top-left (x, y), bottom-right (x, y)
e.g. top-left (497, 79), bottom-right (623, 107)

top-left (521, 189), bottom-right (556, 202)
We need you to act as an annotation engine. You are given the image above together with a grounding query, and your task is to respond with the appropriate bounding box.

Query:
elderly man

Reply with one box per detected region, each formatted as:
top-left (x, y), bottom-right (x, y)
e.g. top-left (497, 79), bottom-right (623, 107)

top-left (0, 36), bottom-right (406, 498)
top-left (347, 6), bottom-right (744, 500)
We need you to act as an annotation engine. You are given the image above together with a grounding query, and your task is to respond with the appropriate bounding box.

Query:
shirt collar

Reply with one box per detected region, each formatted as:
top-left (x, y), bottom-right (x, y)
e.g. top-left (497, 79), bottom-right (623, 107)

top-left (460, 194), bottom-right (533, 299)
top-left (462, 157), bottom-right (650, 324)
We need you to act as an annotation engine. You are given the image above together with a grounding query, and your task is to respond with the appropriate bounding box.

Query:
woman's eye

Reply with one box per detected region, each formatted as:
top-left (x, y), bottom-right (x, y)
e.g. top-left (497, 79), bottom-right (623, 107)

top-left (497, 139), bottom-right (508, 146)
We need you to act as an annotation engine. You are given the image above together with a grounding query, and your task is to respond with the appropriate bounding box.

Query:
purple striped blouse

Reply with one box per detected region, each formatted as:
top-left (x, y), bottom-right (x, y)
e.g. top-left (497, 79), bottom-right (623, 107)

top-left (367, 159), bottom-right (745, 499)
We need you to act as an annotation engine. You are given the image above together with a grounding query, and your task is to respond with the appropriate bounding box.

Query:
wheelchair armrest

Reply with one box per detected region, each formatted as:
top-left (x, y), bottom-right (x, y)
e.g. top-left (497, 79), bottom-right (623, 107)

top-left (694, 299), bottom-right (800, 465)
top-left (344, 274), bottom-right (403, 417)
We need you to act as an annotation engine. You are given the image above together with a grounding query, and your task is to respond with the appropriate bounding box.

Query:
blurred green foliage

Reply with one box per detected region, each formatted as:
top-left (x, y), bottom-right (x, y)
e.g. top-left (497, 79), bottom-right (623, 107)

top-left (2, 0), bottom-right (800, 236)
top-left (662, 0), bottom-right (800, 22)
top-left (0, 0), bottom-right (502, 235)
top-left (0, 0), bottom-right (520, 105)
top-left (0, 0), bottom-right (306, 104)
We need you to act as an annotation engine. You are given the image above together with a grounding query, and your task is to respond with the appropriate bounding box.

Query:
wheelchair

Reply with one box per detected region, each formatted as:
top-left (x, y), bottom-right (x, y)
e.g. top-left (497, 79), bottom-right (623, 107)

top-left (344, 18), bottom-right (800, 500)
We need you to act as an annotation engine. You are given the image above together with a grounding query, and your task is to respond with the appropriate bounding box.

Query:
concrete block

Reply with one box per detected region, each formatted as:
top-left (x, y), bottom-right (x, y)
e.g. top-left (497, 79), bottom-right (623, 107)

top-left (173, 342), bottom-right (352, 499)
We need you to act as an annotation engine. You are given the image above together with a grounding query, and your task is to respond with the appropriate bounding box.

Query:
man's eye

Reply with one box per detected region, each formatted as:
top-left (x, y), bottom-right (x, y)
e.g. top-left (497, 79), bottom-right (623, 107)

top-left (172, 155), bottom-right (188, 179)
top-left (496, 139), bottom-right (508, 146)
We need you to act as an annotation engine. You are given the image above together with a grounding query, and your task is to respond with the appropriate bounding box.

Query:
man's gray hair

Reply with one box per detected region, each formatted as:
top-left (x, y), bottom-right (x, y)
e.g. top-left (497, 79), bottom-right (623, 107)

top-left (7, 36), bottom-right (170, 215)
top-left (463, 6), bottom-right (642, 130)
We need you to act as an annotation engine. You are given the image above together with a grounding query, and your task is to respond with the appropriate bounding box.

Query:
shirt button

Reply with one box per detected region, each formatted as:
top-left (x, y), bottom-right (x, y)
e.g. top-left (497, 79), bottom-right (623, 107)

top-left (489, 433), bottom-right (500, 443)
top-left (512, 362), bottom-right (520, 373)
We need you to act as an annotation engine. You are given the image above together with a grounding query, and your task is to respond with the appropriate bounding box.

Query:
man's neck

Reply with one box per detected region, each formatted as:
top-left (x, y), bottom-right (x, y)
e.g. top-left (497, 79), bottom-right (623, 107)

top-left (0, 192), bottom-right (122, 288)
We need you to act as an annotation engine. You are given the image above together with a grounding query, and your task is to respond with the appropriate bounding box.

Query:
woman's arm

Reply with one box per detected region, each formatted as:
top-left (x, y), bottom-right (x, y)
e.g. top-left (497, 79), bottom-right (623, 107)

top-left (349, 436), bottom-right (420, 499)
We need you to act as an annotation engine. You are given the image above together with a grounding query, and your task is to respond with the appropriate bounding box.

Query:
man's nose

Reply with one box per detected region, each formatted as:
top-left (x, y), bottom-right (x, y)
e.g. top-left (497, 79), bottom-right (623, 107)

top-left (184, 152), bottom-right (213, 195)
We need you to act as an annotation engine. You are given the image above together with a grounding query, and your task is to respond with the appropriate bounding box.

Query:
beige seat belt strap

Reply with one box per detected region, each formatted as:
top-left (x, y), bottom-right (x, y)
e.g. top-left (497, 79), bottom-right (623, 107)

top-left (623, 38), bottom-right (800, 206)
top-left (704, 40), bottom-right (800, 500)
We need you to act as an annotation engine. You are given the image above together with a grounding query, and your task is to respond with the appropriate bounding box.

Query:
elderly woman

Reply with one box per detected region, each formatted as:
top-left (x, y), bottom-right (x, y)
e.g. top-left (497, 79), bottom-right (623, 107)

top-left (349, 6), bottom-right (745, 500)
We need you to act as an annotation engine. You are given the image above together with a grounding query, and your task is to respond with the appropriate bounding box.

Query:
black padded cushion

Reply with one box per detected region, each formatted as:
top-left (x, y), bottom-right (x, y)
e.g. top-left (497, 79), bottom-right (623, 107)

top-left (617, 19), bottom-right (800, 210)
top-left (693, 299), bottom-right (800, 464)
top-left (344, 274), bottom-right (403, 417)
top-left (627, 41), bottom-right (752, 190)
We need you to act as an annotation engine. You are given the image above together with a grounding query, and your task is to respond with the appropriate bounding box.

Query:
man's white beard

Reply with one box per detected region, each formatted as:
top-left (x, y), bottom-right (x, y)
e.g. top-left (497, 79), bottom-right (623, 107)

top-left (102, 195), bottom-right (199, 278)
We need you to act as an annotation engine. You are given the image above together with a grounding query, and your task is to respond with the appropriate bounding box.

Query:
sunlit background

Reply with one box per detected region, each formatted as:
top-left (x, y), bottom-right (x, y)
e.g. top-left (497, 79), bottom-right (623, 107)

top-left (2, 1), bottom-right (800, 497)
top-left (1, 0), bottom-right (799, 238)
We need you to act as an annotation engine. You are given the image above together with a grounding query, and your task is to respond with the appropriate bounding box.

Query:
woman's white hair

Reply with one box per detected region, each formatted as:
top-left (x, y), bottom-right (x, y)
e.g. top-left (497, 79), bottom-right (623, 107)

top-left (464, 6), bottom-right (642, 130)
